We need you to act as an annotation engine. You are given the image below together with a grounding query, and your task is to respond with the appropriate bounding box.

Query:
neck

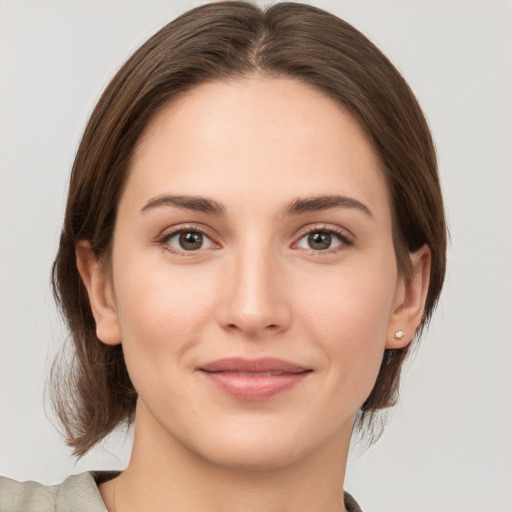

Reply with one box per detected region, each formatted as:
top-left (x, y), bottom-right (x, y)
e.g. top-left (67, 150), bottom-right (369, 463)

top-left (101, 405), bottom-right (352, 512)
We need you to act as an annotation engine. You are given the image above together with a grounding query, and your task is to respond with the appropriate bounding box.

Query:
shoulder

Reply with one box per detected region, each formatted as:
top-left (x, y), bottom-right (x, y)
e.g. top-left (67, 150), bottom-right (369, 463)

top-left (0, 472), bottom-right (116, 512)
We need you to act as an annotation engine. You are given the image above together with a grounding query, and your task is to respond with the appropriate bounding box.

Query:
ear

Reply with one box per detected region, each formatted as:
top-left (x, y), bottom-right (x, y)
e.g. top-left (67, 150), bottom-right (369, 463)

top-left (386, 244), bottom-right (431, 349)
top-left (75, 241), bottom-right (121, 345)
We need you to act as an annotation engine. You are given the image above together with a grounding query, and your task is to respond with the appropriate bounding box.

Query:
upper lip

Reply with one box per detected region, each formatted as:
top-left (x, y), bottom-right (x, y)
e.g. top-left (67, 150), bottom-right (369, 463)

top-left (198, 357), bottom-right (310, 374)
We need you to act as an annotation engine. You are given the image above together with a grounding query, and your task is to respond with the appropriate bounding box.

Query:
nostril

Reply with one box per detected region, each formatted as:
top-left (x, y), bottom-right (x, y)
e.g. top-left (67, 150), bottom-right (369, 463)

top-left (225, 322), bottom-right (279, 332)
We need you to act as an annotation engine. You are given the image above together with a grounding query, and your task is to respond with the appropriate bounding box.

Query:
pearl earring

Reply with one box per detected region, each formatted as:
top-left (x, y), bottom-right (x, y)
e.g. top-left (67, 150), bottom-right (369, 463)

top-left (394, 330), bottom-right (405, 340)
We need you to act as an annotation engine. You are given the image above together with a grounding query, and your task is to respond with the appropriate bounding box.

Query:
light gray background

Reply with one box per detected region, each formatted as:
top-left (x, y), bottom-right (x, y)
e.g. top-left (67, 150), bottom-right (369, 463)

top-left (1, 1), bottom-right (511, 511)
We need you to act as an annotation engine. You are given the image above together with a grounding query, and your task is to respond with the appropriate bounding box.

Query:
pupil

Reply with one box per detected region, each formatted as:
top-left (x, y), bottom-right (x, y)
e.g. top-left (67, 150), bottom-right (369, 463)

top-left (179, 231), bottom-right (202, 250)
top-left (308, 232), bottom-right (331, 250)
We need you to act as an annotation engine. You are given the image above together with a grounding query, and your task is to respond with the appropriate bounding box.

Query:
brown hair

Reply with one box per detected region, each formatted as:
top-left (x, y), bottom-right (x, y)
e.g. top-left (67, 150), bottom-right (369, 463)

top-left (51, 1), bottom-right (447, 457)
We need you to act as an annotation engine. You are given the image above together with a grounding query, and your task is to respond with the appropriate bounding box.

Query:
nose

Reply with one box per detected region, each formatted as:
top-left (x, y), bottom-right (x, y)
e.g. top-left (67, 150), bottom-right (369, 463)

top-left (216, 244), bottom-right (292, 339)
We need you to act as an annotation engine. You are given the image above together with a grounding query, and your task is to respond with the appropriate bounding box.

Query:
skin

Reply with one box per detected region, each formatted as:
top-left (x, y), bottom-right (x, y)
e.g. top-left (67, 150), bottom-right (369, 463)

top-left (77, 76), bottom-right (430, 512)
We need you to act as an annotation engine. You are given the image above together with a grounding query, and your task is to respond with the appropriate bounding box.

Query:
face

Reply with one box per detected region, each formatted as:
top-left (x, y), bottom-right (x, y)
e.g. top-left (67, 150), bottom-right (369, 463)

top-left (85, 76), bottom-right (419, 470)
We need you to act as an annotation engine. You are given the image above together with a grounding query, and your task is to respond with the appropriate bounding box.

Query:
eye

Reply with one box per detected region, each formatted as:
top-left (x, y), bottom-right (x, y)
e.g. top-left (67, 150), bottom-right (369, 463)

top-left (295, 230), bottom-right (347, 251)
top-left (165, 230), bottom-right (214, 252)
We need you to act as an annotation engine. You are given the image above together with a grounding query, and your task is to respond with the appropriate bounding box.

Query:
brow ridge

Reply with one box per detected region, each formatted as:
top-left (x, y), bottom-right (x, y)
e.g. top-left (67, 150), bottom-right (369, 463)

top-left (140, 193), bottom-right (372, 218)
top-left (140, 195), bottom-right (225, 215)
top-left (283, 195), bottom-right (373, 217)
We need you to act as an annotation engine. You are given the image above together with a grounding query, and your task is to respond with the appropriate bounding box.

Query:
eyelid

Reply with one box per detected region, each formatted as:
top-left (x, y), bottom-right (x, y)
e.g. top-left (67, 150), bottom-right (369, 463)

top-left (154, 222), bottom-right (354, 256)
top-left (155, 223), bottom-right (221, 255)
top-left (291, 224), bottom-right (355, 252)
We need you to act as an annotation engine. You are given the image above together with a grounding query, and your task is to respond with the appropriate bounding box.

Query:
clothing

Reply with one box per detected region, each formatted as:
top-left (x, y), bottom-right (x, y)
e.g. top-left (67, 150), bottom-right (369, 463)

top-left (0, 472), bottom-right (112, 512)
top-left (0, 471), bottom-right (363, 512)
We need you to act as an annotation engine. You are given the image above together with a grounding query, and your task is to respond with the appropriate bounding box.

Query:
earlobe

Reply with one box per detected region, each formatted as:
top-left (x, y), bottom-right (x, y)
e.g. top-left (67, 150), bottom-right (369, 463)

top-left (386, 244), bottom-right (431, 349)
top-left (75, 241), bottom-right (121, 346)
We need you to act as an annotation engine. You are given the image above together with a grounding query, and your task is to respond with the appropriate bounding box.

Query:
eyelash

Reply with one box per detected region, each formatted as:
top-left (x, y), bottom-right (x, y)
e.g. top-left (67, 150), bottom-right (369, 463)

top-left (293, 225), bottom-right (354, 255)
top-left (155, 224), bottom-right (354, 256)
top-left (155, 224), bottom-right (218, 256)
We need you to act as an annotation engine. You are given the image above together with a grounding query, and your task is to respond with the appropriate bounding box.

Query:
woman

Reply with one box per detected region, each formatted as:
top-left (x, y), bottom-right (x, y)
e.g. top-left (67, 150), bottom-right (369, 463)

top-left (0, 2), bottom-right (446, 511)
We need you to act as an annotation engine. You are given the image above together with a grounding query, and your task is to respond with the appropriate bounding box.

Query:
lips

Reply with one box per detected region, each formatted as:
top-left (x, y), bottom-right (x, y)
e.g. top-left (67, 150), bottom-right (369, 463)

top-left (198, 357), bottom-right (312, 401)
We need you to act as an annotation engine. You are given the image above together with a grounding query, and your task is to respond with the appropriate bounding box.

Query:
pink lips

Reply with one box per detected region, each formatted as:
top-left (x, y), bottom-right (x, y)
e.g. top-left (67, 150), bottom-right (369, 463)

top-left (198, 357), bottom-right (311, 401)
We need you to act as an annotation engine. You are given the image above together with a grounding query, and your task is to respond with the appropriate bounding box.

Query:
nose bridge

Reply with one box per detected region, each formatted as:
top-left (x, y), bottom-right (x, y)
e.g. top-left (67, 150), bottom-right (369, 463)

top-left (219, 235), bottom-right (290, 337)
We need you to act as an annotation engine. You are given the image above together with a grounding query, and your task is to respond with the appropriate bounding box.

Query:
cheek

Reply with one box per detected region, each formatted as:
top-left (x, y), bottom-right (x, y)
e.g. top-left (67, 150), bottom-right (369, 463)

top-left (297, 254), bottom-right (397, 334)
top-left (111, 253), bottom-right (219, 377)
top-left (294, 257), bottom-right (397, 391)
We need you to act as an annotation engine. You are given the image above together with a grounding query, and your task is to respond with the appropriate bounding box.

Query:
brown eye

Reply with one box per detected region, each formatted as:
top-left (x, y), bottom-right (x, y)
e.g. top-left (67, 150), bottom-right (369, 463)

top-left (308, 232), bottom-right (332, 250)
top-left (166, 230), bottom-right (213, 251)
top-left (296, 230), bottom-right (345, 251)
top-left (179, 232), bottom-right (203, 250)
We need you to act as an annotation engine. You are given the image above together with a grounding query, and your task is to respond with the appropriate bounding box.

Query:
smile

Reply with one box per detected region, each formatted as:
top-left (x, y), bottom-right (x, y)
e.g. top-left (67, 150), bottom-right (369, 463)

top-left (198, 357), bottom-right (312, 401)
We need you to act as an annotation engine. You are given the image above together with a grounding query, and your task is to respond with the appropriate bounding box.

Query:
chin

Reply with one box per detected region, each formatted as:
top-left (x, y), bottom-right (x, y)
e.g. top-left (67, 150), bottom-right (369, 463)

top-left (179, 414), bottom-right (349, 473)
top-left (192, 435), bottom-right (309, 472)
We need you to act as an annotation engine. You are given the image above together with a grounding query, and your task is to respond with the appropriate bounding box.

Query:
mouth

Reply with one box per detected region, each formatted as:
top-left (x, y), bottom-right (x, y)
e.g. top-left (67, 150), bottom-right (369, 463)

top-left (197, 357), bottom-right (312, 401)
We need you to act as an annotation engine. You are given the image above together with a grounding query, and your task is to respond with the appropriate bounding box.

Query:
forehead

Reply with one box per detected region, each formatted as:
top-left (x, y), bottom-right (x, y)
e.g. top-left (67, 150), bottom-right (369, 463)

top-left (124, 76), bottom-right (390, 222)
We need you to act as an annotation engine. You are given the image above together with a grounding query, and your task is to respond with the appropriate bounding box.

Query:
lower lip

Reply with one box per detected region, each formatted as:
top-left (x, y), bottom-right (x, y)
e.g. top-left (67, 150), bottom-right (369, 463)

top-left (200, 371), bottom-right (310, 401)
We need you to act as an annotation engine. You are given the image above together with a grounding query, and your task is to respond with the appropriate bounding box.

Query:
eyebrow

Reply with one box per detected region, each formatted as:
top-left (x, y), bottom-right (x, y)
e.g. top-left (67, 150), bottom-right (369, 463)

top-left (283, 195), bottom-right (373, 218)
top-left (140, 193), bottom-right (372, 218)
top-left (140, 195), bottom-right (225, 215)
